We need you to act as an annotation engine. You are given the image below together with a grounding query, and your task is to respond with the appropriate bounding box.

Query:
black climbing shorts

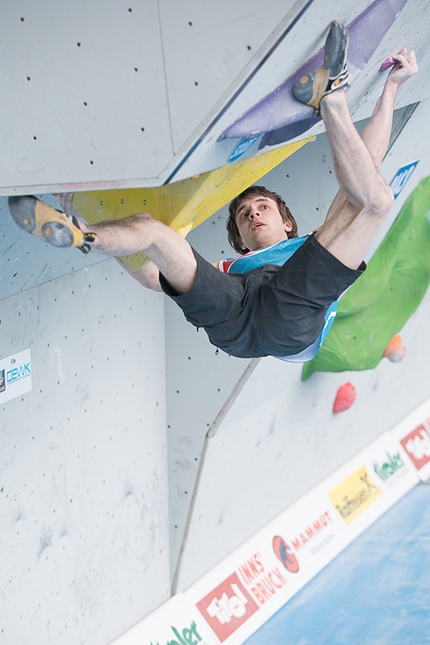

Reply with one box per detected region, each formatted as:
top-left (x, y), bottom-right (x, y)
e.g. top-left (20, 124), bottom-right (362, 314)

top-left (160, 234), bottom-right (364, 359)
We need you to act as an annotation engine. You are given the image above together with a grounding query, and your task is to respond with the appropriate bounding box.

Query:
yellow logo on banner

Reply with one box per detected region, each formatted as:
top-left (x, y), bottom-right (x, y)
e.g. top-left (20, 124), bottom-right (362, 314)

top-left (329, 466), bottom-right (383, 524)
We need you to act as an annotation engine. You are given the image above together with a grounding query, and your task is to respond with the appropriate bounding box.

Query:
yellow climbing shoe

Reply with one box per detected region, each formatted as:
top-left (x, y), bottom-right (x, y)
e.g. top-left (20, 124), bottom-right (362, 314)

top-left (8, 195), bottom-right (96, 254)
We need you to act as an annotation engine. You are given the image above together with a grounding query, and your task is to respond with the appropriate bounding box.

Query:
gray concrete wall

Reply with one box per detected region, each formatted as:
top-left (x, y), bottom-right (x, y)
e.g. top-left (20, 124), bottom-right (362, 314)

top-left (0, 261), bottom-right (171, 645)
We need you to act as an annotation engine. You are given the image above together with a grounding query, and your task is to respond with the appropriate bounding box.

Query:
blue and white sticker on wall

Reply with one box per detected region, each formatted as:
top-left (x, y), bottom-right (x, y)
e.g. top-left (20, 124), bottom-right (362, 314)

top-left (0, 348), bottom-right (32, 405)
top-left (228, 135), bottom-right (260, 163)
top-left (390, 160), bottom-right (419, 199)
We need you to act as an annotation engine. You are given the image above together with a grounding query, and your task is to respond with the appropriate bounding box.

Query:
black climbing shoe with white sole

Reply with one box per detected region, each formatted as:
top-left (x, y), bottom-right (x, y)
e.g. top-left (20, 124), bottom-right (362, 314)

top-left (293, 21), bottom-right (349, 115)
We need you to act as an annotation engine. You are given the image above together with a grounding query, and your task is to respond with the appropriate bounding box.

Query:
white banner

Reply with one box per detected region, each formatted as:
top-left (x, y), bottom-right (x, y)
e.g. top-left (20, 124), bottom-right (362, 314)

top-left (110, 593), bottom-right (218, 645)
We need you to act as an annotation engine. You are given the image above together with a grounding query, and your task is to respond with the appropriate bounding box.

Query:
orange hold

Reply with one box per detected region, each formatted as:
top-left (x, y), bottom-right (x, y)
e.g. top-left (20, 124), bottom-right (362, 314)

top-left (333, 382), bottom-right (356, 413)
top-left (383, 334), bottom-right (406, 363)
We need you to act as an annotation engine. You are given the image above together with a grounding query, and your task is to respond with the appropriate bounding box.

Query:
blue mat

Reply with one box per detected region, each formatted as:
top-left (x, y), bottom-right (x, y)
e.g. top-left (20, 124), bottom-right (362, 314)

top-left (244, 484), bottom-right (430, 645)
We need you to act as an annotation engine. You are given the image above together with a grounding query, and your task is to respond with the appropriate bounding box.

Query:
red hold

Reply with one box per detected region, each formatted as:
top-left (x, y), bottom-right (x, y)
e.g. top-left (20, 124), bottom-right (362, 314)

top-left (333, 382), bottom-right (356, 413)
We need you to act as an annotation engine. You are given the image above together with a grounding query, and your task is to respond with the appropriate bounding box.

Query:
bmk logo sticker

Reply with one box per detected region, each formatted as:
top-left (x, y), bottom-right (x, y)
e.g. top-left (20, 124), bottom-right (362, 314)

top-left (196, 572), bottom-right (259, 642)
top-left (0, 348), bottom-right (32, 404)
top-left (401, 424), bottom-right (430, 471)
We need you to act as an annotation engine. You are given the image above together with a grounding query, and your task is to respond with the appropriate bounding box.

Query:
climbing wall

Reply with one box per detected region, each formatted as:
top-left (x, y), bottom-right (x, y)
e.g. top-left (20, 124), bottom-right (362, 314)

top-left (2, 0), bottom-right (429, 194)
top-left (1, 0), bottom-right (430, 644)
top-left (0, 0), bottom-right (291, 193)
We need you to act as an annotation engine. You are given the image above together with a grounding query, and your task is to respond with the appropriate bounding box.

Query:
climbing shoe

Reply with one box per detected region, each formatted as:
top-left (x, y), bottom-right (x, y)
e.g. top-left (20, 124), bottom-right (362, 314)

top-left (8, 195), bottom-right (96, 254)
top-left (293, 21), bottom-right (349, 115)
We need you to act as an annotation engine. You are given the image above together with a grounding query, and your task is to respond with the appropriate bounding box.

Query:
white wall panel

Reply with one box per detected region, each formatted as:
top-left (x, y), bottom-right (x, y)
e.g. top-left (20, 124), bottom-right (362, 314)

top-left (3, 0), bottom-right (429, 192)
top-left (158, 0), bottom-right (297, 154)
top-left (0, 260), bottom-right (170, 645)
top-left (1, 0), bottom-right (171, 193)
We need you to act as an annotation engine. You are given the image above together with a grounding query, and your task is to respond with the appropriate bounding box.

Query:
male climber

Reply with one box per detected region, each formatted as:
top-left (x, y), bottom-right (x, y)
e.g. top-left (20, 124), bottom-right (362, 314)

top-left (8, 22), bottom-right (417, 362)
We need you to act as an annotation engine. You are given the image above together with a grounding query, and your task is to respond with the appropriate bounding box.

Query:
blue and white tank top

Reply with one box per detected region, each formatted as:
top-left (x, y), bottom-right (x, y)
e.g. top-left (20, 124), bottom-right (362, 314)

top-left (219, 236), bottom-right (337, 362)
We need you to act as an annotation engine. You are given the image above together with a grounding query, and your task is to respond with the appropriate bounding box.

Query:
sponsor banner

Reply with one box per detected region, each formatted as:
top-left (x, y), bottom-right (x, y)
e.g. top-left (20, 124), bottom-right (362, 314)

top-left (325, 432), bottom-right (418, 537)
top-left (389, 398), bottom-right (430, 482)
top-left (0, 348), bottom-right (32, 405)
top-left (400, 424), bottom-right (430, 477)
top-left (329, 466), bottom-right (383, 525)
top-left (187, 489), bottom-right (343, 645)
top-left (185, 428), bottom-right (419, 645)
top-left (109, 593), bottom-right (218, 645)
top-left (196, 572), bottom-right (260, 642)
top-left (372, 448), bottom-right (409, 488)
